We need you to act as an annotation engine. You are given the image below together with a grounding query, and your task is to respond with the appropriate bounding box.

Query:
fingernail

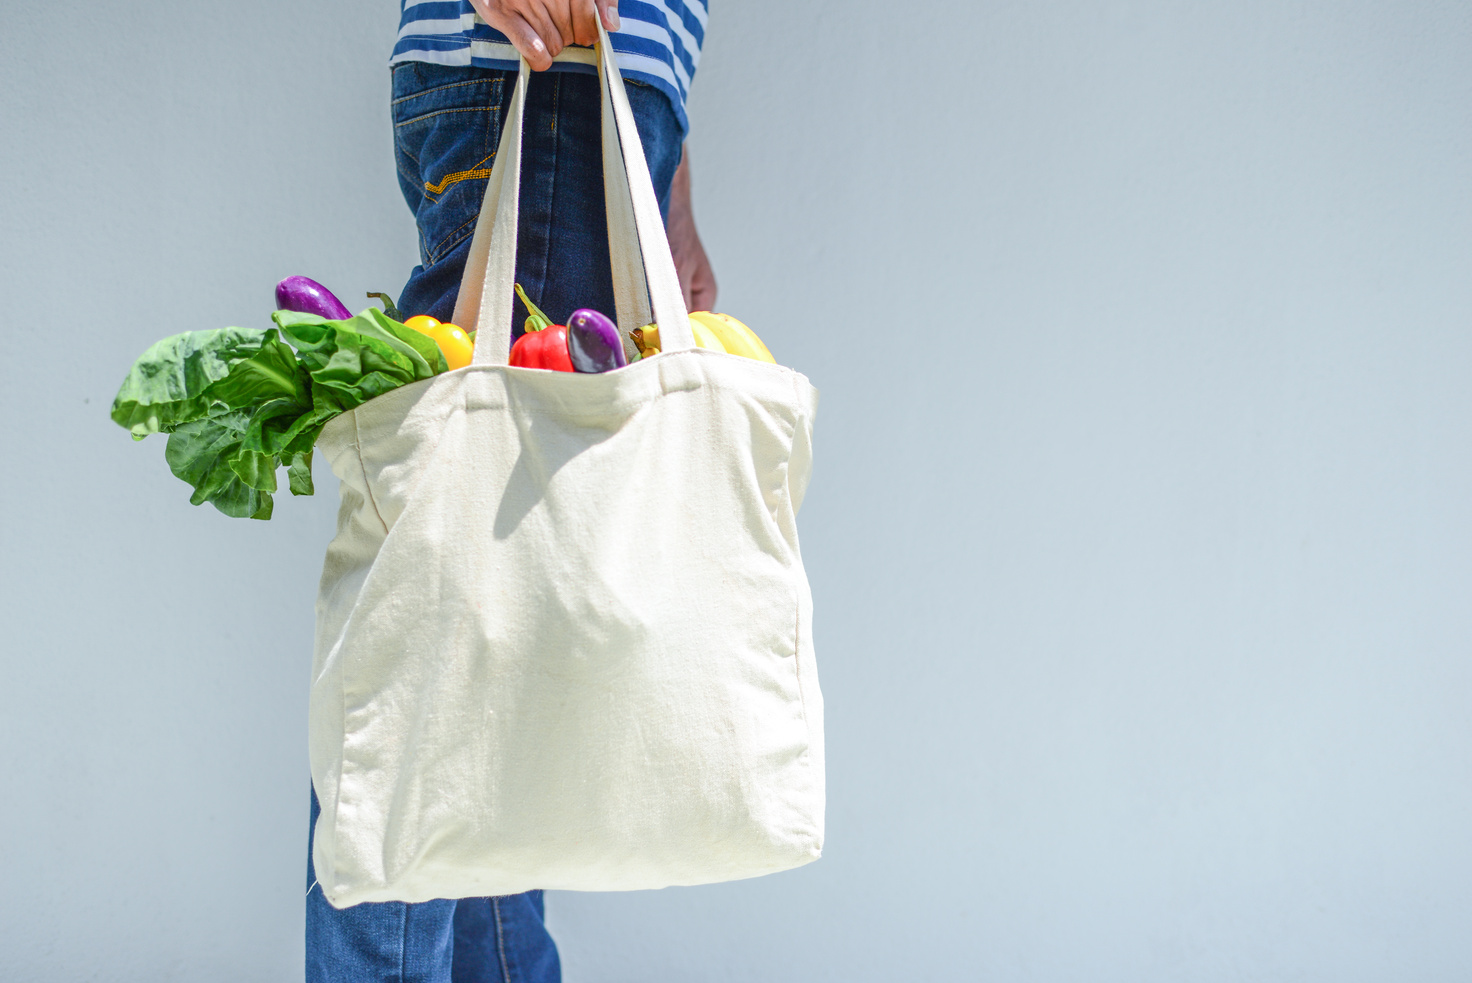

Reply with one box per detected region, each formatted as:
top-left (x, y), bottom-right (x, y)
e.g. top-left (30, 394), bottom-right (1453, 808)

top-left (609, 6), bottom-right (620, 30)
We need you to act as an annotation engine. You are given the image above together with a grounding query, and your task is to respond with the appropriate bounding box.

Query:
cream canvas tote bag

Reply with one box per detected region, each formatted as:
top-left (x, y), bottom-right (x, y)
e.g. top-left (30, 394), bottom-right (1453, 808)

top-left (308, 27), bottom-right (824, 908)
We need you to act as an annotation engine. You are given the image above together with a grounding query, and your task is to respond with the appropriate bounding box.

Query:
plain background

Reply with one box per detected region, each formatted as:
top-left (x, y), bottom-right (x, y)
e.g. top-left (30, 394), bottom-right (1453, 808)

top-left (2, 1), bottom-right (1469, 980)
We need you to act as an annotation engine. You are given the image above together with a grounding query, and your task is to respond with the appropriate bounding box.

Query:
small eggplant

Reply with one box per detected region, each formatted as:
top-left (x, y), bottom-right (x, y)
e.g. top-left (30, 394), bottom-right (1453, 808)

top-left (275, 276), bottom-right (352, 320)
top-left (566, 308), bottom-right (627, 373)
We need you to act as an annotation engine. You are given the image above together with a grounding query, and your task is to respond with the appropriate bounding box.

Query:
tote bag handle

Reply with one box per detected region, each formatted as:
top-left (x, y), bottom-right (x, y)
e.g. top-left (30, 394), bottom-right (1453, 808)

top-left (455, 21), bottom-right (696, 365)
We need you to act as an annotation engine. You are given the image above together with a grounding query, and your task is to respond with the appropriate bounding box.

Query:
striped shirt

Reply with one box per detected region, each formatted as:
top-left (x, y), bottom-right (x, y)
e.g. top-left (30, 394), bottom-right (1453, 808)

top-left (392, 1), bottom-right (707, 133)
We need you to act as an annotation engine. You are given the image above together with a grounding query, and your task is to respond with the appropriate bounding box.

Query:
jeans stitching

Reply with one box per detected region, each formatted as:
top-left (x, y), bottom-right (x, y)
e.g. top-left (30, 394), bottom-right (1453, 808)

top-left (398, 901), bottom-right (410, 983)
top-left (391, 76), bottom-right (502, 107)
top-left (394, 106), bottom-right (499, 129)
top-left (424, 152), bottom-right (496, 195)
top-left (398, 159), bottom-right (421, 198)
top-left (532, 75), bottom-right (560, 294)
top-left (394, 133), bottom-right (423, 193)
top-left (492, 897), bottom-right (513, 983)
top-left (396, 152), bottom-right (422, 197)
top-left (427, 213), bottom-right (481, 265)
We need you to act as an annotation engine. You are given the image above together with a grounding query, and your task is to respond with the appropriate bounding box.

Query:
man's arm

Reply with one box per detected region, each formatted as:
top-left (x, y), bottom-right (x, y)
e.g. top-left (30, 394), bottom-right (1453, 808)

top-left (668, 148), bottom-right (717, 311)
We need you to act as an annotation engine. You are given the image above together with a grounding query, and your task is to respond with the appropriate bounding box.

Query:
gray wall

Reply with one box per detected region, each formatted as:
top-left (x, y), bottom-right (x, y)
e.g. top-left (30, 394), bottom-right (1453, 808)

top-left (2, 1), bottom-right (1469, 980)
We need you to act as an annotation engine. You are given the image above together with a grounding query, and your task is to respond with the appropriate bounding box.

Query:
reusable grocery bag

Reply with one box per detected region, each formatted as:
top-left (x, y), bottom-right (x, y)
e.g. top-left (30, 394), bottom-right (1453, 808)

top-left (308, 25), bottom-right (823, 908)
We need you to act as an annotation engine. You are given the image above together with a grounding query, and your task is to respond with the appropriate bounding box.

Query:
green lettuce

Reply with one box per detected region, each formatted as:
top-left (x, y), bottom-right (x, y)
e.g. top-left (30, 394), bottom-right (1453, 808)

top-left (112, 308), bottom-right (449, 519)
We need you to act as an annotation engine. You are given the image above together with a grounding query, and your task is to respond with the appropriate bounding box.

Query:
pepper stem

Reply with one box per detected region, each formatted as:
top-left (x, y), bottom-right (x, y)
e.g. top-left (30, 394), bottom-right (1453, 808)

top-left (514, 282), bottom-right (552, 332)
top-left (366, 292), bottom-right (403, 322)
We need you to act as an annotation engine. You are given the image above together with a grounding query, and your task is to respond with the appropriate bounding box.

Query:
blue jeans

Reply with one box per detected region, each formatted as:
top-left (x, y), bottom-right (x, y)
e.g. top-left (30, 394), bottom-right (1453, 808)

top-left (305, 63), bottom-right (684, 983)
top-left (390, 60), bottom-right (685, 333)
top-left (307, 786), bottom-right (558, 983)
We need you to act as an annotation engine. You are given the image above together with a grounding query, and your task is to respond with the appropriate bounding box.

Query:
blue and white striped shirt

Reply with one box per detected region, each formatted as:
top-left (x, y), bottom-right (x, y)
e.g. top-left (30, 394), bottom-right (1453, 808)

top-left (393, 1), bottom-right (707, 133)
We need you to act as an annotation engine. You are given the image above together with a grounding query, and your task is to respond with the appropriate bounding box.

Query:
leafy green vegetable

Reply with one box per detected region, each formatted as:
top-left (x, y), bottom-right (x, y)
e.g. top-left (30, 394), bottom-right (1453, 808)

top-left (164, 412), bottom-right (273, 520)
top-left (111, 308), bottom-right (450, 520)
top-left (111, 328), bottom-right (274, 438)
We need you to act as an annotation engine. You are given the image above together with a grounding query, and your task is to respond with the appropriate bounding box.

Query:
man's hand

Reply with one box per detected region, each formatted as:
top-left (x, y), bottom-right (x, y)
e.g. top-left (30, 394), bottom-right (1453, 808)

top-left (470, 0), bottom-right (620, 71)
top-left (668, 148), bottom-right (717, 312)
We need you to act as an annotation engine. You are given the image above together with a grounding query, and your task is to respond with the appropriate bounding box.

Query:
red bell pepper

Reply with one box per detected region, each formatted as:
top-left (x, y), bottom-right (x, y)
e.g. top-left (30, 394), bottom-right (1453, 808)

top-left (510, 323), bottom-right (574, 371)
top-left (509, 283), bottom-right (575, 372)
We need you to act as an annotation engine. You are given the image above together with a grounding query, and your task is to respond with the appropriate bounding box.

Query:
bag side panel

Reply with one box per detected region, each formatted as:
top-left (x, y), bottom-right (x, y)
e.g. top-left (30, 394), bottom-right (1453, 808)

top-left (780, 376), bottom-right (824, 853)
top-left (310, 410), bottom-right (391, 896)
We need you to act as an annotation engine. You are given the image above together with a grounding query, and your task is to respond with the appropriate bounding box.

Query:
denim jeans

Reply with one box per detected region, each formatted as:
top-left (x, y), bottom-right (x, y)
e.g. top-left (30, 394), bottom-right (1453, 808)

top-left (389, 60), bottom-right (685, 335)
top-left (304, 62), bottom-right (684, 983)
top-left (307, 786), bottom-right (558, 983)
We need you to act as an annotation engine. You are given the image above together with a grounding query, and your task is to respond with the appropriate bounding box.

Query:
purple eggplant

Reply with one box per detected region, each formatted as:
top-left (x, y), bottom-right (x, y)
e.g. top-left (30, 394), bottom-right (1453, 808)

top-left (275, 276), bottom-right (352, 321)
top-left (566, 308), bottom-right (627, 373)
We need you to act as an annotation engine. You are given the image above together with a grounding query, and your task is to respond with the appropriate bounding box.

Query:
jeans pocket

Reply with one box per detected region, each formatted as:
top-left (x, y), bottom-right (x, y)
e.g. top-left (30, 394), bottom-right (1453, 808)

top-left (392, 64), bottom-right (510, 267)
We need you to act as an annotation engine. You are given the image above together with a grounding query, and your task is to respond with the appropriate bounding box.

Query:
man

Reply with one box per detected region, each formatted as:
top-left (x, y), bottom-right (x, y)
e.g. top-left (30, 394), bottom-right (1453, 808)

top-left (391, 0), bottom-right (714, 329)
top-left (305, 2), bottom-right (714, 980)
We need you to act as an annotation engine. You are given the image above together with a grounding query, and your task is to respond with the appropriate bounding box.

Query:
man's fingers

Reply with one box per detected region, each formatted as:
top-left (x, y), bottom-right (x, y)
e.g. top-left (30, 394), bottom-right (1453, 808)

top-left (691, 278), bottom-right (717, 313)
top-left (533, 0), bottom-right (572, 56)
top-left (472, 0), bottom-right (614, 65)
top-left (596, 0), bottom-right (620, 32)
top-left (570, 0), bottom-right (600, 46)
top-left (499, 12), bottom-right (555, 69)
top-left (685, 280), bottom-right (716, 313)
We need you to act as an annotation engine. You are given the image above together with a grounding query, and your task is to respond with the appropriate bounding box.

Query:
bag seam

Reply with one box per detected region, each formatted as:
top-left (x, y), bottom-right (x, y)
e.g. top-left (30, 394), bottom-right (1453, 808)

top-left (786, 369), bottom-right (813, 753)
top-left (792, 582), bottom-right (809, 739)
top-left (352, 411), bottom-right (390, 536)
top-left (329, 648), bottom-right (348, 903)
